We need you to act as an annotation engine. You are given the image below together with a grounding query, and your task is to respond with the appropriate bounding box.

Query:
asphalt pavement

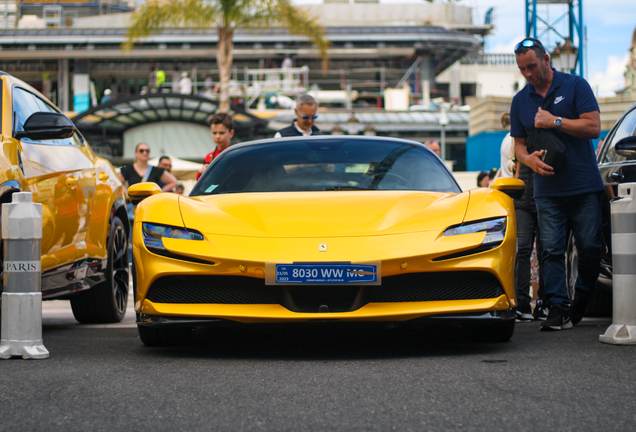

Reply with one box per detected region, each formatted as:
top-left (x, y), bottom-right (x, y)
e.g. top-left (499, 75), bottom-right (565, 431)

top-left (0, 300), bottom-right (634, 432)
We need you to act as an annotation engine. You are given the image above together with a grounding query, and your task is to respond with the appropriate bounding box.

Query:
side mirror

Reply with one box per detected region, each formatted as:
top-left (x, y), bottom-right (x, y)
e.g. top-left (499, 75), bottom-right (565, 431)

top-left (128, 182), bottom-right (162, 205)
top-left (490, 177), bottom-right (525, 200)
top-left (614, 136), bottom-right (636, 158)
top-left (14, 112), bottom-right (76, 141)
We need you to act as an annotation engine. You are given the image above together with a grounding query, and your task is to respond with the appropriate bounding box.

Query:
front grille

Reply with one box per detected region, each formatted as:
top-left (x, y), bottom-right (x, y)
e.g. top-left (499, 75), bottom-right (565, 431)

top-left (146, 271), bottom-right (505, 311)
top-left (366, 271), bottom-right (504, 302)
top-left (147, 275), bottom-right (282, 304)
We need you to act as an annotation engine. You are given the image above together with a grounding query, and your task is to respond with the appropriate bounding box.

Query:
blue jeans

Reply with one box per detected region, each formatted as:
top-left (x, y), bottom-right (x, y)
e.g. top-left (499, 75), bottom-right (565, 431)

top-left (535, 191), bottom-right (603, 309)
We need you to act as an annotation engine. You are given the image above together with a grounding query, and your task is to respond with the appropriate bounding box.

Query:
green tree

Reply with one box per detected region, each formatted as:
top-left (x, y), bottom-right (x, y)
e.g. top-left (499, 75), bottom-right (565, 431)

top-left (124, 0), bottom-right (328, 112)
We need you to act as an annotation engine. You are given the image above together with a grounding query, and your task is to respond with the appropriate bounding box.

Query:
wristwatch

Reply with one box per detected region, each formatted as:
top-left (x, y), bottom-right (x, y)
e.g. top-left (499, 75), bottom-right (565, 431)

top-left (554, 117), bottom-right (563, 129)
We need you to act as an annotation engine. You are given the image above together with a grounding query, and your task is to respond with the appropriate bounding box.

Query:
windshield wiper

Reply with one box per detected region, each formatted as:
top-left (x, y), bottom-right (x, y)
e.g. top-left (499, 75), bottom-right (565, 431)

top-left (322, 185), bottom-right (370, 191)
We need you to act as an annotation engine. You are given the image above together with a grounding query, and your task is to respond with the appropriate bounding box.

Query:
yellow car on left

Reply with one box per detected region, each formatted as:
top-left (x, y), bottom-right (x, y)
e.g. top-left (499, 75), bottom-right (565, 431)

top-left (0, 71), bottom-right (130, 323)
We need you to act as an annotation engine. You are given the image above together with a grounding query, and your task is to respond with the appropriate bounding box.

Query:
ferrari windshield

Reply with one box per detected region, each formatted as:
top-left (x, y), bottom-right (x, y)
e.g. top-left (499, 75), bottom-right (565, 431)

top-left (190, 139), bottom-right (461, 196)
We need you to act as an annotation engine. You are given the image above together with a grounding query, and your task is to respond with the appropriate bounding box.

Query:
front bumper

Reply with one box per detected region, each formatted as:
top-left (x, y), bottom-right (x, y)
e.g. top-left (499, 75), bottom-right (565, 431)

top-left (137, 304), bottom-right (515, 328)
top-left (137, 294), bottom-right (512, 325)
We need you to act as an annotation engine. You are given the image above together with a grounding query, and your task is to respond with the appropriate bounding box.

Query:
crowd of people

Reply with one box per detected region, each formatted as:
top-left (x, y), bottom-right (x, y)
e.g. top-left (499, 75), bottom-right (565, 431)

top-left (118, 37), bottom-right (603, 333)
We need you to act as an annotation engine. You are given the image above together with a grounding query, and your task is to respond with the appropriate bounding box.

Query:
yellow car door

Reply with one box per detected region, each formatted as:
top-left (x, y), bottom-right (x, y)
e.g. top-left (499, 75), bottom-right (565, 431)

top-left (72, 143), bottom-right (98, 261)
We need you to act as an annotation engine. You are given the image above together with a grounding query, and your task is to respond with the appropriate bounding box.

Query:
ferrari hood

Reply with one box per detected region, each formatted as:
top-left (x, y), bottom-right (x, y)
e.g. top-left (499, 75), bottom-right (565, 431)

top-left (179, 191), bottom-right (469, 238)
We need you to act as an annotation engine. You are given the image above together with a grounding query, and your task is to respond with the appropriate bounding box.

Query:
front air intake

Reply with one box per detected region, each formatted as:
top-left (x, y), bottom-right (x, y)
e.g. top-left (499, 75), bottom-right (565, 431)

top-left (146, 271), bottom-right (505, 312)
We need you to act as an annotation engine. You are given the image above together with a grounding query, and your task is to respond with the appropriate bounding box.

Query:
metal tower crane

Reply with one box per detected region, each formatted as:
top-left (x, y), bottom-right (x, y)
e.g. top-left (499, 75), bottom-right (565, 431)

top-left (525, 0), bottom-right (584, 77)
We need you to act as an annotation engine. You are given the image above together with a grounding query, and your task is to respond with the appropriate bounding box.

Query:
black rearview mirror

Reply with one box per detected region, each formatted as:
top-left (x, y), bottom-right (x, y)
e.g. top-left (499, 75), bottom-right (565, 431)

top-left (615, 135), bottom-right (636, 158)
top-left (14, 112), bottom-right (76, 141)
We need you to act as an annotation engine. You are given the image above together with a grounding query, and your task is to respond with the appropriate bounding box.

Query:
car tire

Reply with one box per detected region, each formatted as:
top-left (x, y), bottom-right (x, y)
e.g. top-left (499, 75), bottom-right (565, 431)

top-left (566, 233), bottom-right (612, 317)
top-left (461, 319), bottom-right (515, 343)
top-left (70, 216), bottom-right (130, 323)
top-left (137, 325), bottom-right (195, 347)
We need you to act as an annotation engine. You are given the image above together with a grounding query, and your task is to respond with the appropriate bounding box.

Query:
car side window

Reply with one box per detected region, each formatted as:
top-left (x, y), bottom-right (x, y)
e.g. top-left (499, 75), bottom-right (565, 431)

top-left (13, 86), bottom-right (79, 146)
top-left (13, 87), bottom-right (42, 133)
top-left (603, 107), bottom-right (636, 163)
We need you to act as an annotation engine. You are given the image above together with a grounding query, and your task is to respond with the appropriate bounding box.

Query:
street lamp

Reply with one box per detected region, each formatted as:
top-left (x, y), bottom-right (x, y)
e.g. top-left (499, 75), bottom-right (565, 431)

top-left (550, 42), bottom-right (562, 71)
top-left (344, 114), bottom-right (361, 135)
top-left (559, 37), bottom-right (578, 72)
top-left (439, 105), bottom-right (449, 161)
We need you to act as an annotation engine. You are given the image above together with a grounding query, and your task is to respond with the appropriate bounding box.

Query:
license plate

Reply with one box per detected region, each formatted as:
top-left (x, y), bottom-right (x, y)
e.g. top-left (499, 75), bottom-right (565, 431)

top-left (274, 263), bottom-right (378, 284)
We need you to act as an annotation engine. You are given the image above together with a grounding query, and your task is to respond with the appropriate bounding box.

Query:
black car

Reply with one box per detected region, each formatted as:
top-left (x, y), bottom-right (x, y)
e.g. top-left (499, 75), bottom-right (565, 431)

top-left (570, 101), bottom-right (636, 316)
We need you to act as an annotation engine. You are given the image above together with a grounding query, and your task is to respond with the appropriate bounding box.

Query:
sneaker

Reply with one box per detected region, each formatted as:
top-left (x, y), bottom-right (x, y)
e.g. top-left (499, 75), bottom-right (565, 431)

top-left (516, 300), bottom-right (534, 321)
top-left (533, 300), bottom-right (548, 321)
top-left (570, 291), bottom-right (591, 326)
top-left (540, 306), bottom-right (572, 331)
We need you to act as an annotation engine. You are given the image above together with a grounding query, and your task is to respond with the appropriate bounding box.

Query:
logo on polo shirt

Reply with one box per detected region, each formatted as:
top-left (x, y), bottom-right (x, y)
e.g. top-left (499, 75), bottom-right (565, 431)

top-left (554, 96), bottom-right (565, 104)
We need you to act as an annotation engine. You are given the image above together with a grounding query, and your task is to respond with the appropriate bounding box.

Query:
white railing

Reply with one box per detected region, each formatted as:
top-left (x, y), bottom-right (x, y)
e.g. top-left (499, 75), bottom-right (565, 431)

top-left (461, 54), bottom-right (517, 67)
top-left (243, 66), bottom-right (310, 107)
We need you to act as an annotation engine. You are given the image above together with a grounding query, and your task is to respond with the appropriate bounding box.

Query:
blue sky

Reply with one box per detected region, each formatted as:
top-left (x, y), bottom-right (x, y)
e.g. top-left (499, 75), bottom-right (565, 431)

top-left (469, 0), bottom-right (634, 96)
top-left (294, 0), bottom-right (635, 96)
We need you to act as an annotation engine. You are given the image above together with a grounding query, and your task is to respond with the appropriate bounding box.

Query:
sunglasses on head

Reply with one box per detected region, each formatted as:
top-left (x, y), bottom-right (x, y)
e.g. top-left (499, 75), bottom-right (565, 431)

top-left (301, 114), bottom-right (318, 120)
top-left (514, 39), bottom-right (546, 54)
top-left (138, 148), bottom-right (150, 153)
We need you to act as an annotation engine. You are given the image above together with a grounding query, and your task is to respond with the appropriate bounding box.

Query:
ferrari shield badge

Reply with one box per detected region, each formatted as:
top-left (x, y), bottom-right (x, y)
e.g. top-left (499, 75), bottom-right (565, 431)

top-left (319, 243), bottom-right (327, 252)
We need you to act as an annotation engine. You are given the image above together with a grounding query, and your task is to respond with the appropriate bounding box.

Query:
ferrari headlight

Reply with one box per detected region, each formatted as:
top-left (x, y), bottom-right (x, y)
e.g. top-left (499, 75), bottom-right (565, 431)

top-left (142, 223), bottom-right (204, 251)
top-left (443, 217), bottom-right (506, 245)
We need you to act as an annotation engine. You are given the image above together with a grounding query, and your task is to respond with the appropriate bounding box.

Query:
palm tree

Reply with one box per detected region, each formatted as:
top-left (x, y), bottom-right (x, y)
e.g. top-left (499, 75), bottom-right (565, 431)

top-left (124, 0), bottom-right (328, 112)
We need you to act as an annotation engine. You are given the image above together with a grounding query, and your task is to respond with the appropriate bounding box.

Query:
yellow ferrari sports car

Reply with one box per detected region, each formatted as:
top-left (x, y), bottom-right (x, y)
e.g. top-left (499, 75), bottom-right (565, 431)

top-left (129, 136), bottom-right (523, 346)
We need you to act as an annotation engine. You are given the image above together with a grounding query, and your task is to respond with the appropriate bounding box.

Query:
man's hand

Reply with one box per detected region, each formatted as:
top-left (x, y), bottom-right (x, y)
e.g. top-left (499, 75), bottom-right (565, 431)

top-left (198, 163), bottom-right (208, 175)
top-left (515, 137), bottom-right (553, 176)
top-left (534, 108), bottom-right (557, 129)
top-left (524, 150), bottom-right (554, 176)
top-left (533, 109), bottom-right (600, 139)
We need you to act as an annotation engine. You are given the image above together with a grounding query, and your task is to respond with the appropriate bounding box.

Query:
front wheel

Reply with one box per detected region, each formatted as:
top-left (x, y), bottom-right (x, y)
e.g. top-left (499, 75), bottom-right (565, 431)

top-left (70, 216), bottom-right (129, 323)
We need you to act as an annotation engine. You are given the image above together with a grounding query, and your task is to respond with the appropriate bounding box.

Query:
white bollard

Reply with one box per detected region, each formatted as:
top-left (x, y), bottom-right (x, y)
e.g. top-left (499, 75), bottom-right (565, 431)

top-left (0, 192), bottom-right (48, 359)
top-left (600, 183), bottom-right (636, 345)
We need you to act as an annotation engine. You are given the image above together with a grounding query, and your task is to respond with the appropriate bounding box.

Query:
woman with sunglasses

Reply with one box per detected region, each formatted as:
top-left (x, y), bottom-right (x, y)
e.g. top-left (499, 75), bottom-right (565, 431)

top-left (118, 142), bottom-right (177, 192)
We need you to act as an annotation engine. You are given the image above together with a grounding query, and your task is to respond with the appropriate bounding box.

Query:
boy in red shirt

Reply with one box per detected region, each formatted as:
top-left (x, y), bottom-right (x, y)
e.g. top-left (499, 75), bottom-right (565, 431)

top-left (197, 113), bottom-right (234, 180)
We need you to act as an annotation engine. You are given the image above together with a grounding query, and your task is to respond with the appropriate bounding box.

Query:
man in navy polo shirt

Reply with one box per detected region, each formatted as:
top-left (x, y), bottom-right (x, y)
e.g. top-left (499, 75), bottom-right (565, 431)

top-left (274, 94), bottom-right (323, 138)
top-left (510, 38), bottom-right (603, 331)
